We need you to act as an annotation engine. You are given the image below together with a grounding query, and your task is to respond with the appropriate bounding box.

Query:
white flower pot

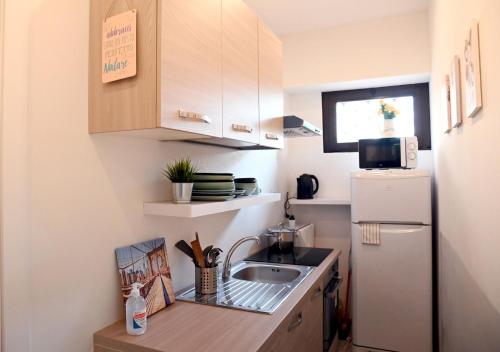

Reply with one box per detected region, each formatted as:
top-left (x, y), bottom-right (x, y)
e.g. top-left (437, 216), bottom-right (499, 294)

top-left (171, 183), bottom-right (194, 204)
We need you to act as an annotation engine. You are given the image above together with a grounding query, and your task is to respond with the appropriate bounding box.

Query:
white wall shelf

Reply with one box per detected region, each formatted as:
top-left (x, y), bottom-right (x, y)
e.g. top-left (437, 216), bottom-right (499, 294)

top-left (289, 198), bottom-right (351, 206)
top-left (144, 193), bottom-right (281, 218)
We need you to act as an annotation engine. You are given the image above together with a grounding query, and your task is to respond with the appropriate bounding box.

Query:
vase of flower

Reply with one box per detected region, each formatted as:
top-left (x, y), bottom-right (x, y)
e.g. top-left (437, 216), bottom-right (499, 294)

top-left (383, 119), bottom-right (395, 137)
top-left (378, 100), bottom-right (400, 137)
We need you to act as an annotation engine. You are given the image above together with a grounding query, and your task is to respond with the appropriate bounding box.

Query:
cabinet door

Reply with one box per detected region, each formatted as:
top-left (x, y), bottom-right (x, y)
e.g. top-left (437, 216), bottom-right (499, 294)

top-left (304, 284), bottom-right (324, 352)
top-left (258, 21), bottom-right (284, 149)
top-left (160, 0), bottom-right (223, 137)
top-left (222, 0), bottom-right (260, 143)
top-left (89, 0), bottom-right (158, 133)
top-left (259, 284), bottom-right (324, 352)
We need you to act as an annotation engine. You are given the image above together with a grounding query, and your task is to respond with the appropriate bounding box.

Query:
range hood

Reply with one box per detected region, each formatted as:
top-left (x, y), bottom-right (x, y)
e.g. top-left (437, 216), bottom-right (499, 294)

top-left (283, 115), bottom-right (323, 138)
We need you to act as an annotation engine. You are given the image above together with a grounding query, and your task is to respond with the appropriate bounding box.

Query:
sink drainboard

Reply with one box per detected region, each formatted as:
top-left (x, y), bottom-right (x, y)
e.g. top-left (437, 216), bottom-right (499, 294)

top-left (176, 261), bottom-right (314, 314)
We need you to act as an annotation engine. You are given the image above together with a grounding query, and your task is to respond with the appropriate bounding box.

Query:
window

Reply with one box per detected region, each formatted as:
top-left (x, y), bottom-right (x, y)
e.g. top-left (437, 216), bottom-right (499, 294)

top-left (322, 83), bottom-right (431, 153)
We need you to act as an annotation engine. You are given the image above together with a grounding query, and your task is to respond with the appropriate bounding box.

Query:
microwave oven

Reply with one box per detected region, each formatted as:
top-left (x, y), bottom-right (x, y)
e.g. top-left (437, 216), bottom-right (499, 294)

top-left (358, 137), bottom-right (418, 169)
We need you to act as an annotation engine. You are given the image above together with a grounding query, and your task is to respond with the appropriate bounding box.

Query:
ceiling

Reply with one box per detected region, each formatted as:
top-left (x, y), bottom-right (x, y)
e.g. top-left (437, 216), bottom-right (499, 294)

top-left (244, 0), bottom-right (429, 36)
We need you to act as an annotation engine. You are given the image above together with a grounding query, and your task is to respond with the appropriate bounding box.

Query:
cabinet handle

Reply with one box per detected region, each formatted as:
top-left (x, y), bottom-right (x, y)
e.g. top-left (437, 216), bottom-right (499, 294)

top-left (311, 286), bottom-right (322, 300)
top-left (287, 312), bottom-right (303, 332)
top-left (265, 133), bottom-right (279, 140)
top-left (232, 124), bottom-right (253, 133)
top-left (178, 110), bottom-right (212, 124)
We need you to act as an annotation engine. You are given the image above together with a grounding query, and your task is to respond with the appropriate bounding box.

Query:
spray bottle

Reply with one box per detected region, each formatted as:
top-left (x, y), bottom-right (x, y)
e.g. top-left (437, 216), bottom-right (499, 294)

top-left (126, 282), bottom-right (147, 335)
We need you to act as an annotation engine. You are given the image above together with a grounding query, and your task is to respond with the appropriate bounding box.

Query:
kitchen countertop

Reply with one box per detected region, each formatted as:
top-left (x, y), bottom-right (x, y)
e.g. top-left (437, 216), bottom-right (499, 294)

top-left (94, 249), bottom-right (341, 352)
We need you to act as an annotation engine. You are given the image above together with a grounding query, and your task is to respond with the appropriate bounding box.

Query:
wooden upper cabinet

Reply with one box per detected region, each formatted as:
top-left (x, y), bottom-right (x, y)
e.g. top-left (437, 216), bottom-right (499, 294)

top-left (89, 0), bottom-right (159, 134)
top-left (89, 0), bottom-right (284, 148)
top-left (89, 0), bottom-right (222, 139)
top-left (258, 21), bottom-right (284, 149)
top-left (222, 0), bottom-right (259, 144)
top-left (160, 0), bottom-right (223, 138)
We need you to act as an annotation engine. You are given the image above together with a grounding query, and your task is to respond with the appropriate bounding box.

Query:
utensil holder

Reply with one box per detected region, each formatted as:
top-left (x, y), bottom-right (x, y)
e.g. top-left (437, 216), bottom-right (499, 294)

top-left (195, 266), bottom-right (218, 295)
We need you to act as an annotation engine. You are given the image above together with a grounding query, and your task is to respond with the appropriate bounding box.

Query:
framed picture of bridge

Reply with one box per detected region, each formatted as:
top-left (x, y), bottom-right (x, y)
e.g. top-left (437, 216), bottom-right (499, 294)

top-left (115, 237), bottom-right (175, 316)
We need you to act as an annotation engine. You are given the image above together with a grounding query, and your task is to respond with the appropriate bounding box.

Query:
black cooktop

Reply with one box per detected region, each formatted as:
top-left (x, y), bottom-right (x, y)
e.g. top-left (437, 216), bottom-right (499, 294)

top-left (245, 246), bottom-right (333, 267)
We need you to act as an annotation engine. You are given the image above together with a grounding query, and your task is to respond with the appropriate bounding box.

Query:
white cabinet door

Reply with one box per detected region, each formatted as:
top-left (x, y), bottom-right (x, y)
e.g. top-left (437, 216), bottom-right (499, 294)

top-left (222, 0), bottom-right (260, 144)
top-left (351, 224), bottom-right (432, 352)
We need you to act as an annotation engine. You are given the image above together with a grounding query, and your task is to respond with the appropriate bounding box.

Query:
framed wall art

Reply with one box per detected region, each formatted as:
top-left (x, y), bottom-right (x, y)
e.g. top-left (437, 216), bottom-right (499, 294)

top-left (464, 20), bottom-right (482, 118)
top-left (115, 237), bottom-right (175, 317)
top-left (442, 75), bottom-right (452, 133)
top-left (449, 55), bottom-right (462, 127)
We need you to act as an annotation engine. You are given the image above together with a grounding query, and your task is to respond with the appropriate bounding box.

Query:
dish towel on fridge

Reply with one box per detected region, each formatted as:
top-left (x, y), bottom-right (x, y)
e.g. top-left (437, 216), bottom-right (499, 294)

top-left (361, 223), bottom-right (381, 245)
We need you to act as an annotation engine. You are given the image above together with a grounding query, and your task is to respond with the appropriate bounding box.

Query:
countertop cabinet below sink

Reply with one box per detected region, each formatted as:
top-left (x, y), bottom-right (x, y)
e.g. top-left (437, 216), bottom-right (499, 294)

top-left (259, 283), bottom-right (324, 352)
top-left (93, 250), bottom-right (341, 352)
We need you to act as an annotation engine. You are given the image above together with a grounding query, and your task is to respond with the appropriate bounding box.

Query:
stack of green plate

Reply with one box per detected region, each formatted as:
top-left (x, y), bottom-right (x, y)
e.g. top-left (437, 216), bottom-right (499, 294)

top-left (192, 173), bottom-right (245, 201)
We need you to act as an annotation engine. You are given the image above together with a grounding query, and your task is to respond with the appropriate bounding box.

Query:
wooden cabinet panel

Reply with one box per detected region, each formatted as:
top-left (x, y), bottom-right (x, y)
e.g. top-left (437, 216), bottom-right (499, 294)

top-left (258, 21), bottom-right (284, 149)
top-left (89, 0), bottom-right (158, 133)
top-left (221, 0), bottom-right (260, 144)
top-left (259, 283), bottom-right (324, 352)
top-left (305, 284), bottom-right (324, 352)
top-left (159, 0), bottom-right (223, 137)
top-left (89, 0), bottom-right (284, 148)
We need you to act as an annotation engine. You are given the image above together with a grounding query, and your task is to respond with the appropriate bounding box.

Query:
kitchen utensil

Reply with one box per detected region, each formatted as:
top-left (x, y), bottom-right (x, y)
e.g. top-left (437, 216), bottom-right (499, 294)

top-left (267, 224), bottom-right (296, 252)
top-left (191, 195), bottom-right (236, 201)
top-left (193, 181), bottom-right (235, 191)
top-left (202, 245), bottom-right (213, 258)
top-left (191, 189), bottom-right (245, 195)
top-left (203, 245), bottom-right (213, 267)
top-left (191, 233), bottom-right (205, 268)
top-left (175, 240), bottom-right (195, 260)
top-left (235, 178), bottom-right (257, 196)
top-left (296, 174), bottom-right (319, 199)
top-left (206, 248), bottom-right (223, 267)
top-left (195, 266), bottom-right (218, 295)
top-left (194, 173), bottom-right (234, 182)
top-left (339, 253), bottom-right (352, 340)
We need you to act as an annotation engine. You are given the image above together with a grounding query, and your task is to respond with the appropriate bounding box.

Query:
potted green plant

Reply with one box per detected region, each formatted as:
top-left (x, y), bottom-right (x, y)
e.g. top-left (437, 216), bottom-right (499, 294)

top-left (163, 158), bottom-right (198, 203)
top-left (378, 100), bottom-right (400, 137)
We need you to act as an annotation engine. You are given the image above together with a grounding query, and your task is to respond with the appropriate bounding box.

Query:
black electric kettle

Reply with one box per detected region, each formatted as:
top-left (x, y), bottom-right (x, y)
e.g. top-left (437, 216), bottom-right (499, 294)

top-left (297, 174), bottom-right (319, 199)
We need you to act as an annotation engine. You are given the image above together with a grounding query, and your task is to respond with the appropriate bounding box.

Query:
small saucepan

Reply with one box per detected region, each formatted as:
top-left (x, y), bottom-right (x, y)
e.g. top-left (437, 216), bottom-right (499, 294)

top-left (266, 225), bottom-right (296, 252)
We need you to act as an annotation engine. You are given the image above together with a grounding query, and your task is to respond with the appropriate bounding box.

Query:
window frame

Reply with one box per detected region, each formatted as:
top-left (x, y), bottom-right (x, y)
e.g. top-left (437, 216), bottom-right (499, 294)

top-left (322, 83), bottom-right (432, 153)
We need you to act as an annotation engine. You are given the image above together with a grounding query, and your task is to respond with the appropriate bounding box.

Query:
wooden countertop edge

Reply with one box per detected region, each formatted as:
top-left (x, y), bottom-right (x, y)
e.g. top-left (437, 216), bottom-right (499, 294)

top-left (94, 249), bottom-right (341, 352)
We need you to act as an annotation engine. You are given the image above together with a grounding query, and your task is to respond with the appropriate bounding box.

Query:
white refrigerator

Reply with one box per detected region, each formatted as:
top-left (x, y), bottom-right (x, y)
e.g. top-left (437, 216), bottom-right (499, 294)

top-left (351, 169), bottom-right (432, 352)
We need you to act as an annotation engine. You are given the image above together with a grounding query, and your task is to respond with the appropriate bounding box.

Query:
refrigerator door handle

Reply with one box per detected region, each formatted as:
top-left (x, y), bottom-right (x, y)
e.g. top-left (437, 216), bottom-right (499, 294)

top-left (353, 221), bottom-right (430, 226)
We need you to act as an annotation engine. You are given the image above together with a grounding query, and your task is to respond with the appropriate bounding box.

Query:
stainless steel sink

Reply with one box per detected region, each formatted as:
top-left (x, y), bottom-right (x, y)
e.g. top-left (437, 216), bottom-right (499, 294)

top-left (232, 264), bottom-right (301, 284)
top-left (176, 261), bottom-right (314, 314)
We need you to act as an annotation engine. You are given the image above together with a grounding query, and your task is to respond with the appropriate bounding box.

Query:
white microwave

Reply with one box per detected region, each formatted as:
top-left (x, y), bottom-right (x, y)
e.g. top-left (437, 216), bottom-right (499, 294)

top-left (358, 137), bottom-right (418, 169)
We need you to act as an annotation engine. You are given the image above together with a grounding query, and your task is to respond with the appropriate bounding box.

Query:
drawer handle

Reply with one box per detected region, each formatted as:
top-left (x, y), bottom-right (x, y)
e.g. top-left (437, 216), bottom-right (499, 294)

top-left (287, 312), bottom-right (303, 332)
top-left (232, 124), bottom-right (253, 133)
top-left (265, 133), bottom-right (279, 140)
top-left (178, 110), bottom-right (212, 124)
top-left (311, 286), bottom-right (322, 300)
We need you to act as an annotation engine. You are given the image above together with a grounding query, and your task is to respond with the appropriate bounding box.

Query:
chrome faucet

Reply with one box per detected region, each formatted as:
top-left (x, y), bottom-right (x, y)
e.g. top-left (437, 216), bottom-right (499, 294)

top-left (222, 236), bottom-right (261, 280)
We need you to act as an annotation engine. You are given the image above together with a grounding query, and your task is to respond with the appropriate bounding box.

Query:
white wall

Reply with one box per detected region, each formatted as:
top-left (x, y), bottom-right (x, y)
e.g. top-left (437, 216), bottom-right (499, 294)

top-left (429, 0), bottom-right (500, 350)
top-left (282, 11), bottom-right (430, 90)
top-left (1, 0), bottom-right (286, 351)
top-left (0, 0), bottom-right (4, 347)
top-left (284, 91), bottom-right (433, 303)
top-left (282, 11), bottom-right (433, 307)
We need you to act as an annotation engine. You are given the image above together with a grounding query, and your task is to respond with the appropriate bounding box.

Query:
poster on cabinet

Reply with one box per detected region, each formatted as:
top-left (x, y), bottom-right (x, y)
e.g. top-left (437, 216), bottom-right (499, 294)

top-left (464, 20), bottom-right (482, 118)
top-left (102, 9), bottom-right (137, 83)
